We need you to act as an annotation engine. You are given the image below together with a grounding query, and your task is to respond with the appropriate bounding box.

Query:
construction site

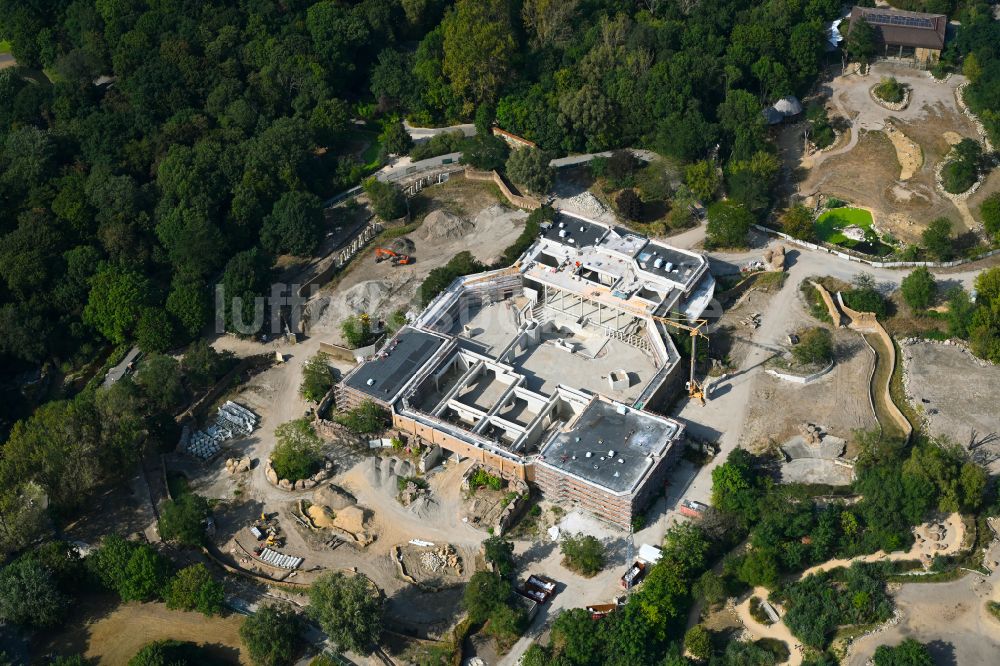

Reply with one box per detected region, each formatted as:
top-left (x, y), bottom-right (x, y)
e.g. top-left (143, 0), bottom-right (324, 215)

top-left (335, 212), bottom-right (715, 528)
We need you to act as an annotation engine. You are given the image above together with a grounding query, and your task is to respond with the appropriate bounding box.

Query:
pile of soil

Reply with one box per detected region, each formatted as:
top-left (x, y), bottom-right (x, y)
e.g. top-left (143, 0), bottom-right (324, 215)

top-left (313, 484), bottom-right (357, 511)
top-left (417, 210), bottom-right (474, 242)
top-left (343, 280), bottom-right (393, 314)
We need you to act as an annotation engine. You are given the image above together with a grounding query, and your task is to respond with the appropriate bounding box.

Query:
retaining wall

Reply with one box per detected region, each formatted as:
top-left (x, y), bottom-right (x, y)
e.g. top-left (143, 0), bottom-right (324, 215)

top-left (464, 168), bottom-right (541, 210)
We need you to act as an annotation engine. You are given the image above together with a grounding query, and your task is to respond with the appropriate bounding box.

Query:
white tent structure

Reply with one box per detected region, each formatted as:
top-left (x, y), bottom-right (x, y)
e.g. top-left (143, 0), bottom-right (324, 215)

top-left (774, 96), bottom-right (803, 117)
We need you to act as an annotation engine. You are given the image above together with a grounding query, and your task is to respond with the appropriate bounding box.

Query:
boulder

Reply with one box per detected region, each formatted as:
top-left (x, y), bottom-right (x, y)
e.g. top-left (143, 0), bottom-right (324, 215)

top-left (279, 479), bottom-right (294, 491)
top-left (265, 464), bottom-right (279, 485)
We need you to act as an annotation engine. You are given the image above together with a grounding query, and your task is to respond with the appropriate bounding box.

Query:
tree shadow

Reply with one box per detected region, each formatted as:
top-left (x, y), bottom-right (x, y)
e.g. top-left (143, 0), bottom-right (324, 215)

top-left (925, 639), bottom-right (958, 666)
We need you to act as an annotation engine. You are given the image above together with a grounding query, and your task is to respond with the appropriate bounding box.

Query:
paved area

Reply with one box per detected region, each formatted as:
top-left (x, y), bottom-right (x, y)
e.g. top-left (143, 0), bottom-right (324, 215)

top-left (102, 346), bottom-right (142, 388)
top-left (0, 53), bottom-right (15, 70)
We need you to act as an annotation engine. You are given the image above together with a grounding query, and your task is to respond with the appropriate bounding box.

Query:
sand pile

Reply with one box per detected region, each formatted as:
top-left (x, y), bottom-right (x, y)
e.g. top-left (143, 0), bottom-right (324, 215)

top-left (408, 495), bottom-right (440, 520)
top-left (418, 210), bottom-right (474, 242)
top-left (363, 456), bottom-right (415, 491)
top-left (343, 280), bottom-right (393, 315)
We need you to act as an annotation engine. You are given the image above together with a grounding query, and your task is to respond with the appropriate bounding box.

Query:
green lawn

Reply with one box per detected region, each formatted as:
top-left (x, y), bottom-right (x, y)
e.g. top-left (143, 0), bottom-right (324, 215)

top-left (815, 207), bottom-right (875, 245)
top-left (0, 40), bottom-right (11, 55)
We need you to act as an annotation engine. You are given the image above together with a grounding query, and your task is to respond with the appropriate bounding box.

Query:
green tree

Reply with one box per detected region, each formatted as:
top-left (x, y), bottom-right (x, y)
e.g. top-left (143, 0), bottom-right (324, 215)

top-left (900, 267), bottom-right (936, 311)
top-left (483, 535), bottom-right (516, 579)
top-left (136, 353), bottom-right (185, 413)
top-left (711, 449), bottom-right (763, 524)
top-left (0, 557), bottom-right (66, 628)
top-left (781, 205), bottom-right (815, 241)
top-left (165, 564), bottom-right (224, 616)
top-left (463, 570), bottom-right (513, 624)
top-left (706, 201), bottom-right (753, 249)
top-left (685, 161), bottom-right (719, 202)
top-left (441, 0), bottom-right (516, 115)
top-left (379, 119), bottom-right (413, 156)
top-left (260, 191), bottom-right (324, 257)
top-left (460, 133), bottom-right (509, 171)
top-left (684, 625), bottom-right (712, 661)
top-left (128, 640), bottom-right (210, 666)
top-left (846, 17), bottom-right (877, 65)
top-left (300, 352), bottom-right (334, 403)
top-left (222, 249), bottom-right (271, 335)
top-left (182, 341), bottom-right (232, 392)
top-left (719, 89), bottom-right (768, 159)
top-left (167, 277), bottom-right (211, 341)
top-left (872, 639), bottom-right (933, 666)
top-left (239, 605), bottom-right (303, 666)
top-left (549, 608), bottom-right (601, 664)
top-left (135, 307), bottom-right (176, 354)
top-left (844, 274), bottom-right (887, 318)
top-left (793, 327), bottom-right (834, 365)
top-left (158, 494), bottom-right (210, 547)
top-left (89, 535), bottom-right (172, 602)
top-left (922, 217), bottom-right (953, 261)
top-left (506, 147), bottom-right (554, 195)
top-left (364, 179), bottom-right (407, 221)
top-left (271, 419), bottom-right (323, 482)
top-left (334, 401), bottom-right (390, 434)
top-left (84, 264), bottom-right (153, 344)
top-left (560, 533), bottom-right (605, 576)
top-left (308, 572), bottom-right (383, 654)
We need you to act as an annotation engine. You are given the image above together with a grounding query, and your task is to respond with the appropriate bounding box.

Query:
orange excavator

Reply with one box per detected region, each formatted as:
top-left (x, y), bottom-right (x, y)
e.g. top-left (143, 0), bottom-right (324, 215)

top-left (374, 247), bottom-right (414, 266)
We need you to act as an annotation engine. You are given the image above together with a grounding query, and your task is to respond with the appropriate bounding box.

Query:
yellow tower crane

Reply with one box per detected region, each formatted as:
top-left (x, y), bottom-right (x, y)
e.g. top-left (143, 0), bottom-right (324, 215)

top-left (650, 314), bottom-right (709, 405)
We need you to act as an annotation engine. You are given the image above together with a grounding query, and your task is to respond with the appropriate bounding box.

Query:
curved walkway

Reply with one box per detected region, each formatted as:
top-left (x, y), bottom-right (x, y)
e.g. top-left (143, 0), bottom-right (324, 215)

top-left (733, 514), bottom-right (965, 663)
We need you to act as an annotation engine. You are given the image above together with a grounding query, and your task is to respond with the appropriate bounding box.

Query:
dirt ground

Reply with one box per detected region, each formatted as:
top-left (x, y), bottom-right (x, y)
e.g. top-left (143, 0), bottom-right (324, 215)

top-left (39, 597), bottom-right (248, 665)
top-left (844, 541), bottom-right (1000, 666)
top-left (733, 287), bottom-right (877, 452)
top-left (793, 64), bottom-right (989, 242)
top-left (307, 179), bottom-right (528, 346)
top-left (901, 341), bottom-right (1000, 469)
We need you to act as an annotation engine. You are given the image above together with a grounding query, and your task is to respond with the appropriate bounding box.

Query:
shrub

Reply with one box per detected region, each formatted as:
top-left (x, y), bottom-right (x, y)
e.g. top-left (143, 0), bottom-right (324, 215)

top-left (900, 267), bottom-right (936, 311)
top-left (685, 160), bottom-right (719, 202)
top-left (616, 189), bottom-right (643, 221)
top-left (941, 139), bottom-right (983, 195)
top-left (271, 419), bottom-right (323, 482)
top-left (981, 192), bottom-right (1000, 242)
top-left (844, 274), bottom-right (887, 318)
top-left (410, 129), bottom-right (465, 161)
top-left (781, 204), bottom-right (815, 241)
top-left (469, 468), bottom-right (503, 491)
top-left (873, 77), bottom-right (905, 104)
top-left (792, 327), bottom-right (833, 366)
top-left (340, 313), bottom-right (379, 349)
top-left (379, 119), bottom-right (412, 156)
top-left (158, 493), bottom-right (210, 547)
top-left (807, 104), bottom-right (835, 149)
top-left (128, 640), bottom-right (218, 666)
top-left (334, 401), bottom-right (390, 435)
top-left (560, 533), bottom-right (605, 576)
top-left (165, 564), bottom-right (224, 616)
top-left (500, 206), bottom-right (555, 266)
top-left (240, 604), bottom-right (303, 666)
top-left (418, 251), bottom-right (484, 306)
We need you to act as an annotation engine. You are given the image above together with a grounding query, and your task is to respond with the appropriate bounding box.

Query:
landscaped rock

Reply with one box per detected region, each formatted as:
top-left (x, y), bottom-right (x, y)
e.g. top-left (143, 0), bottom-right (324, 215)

top-left (279, 478), bottom-right (293, 490)
top-left (265, 463), bottom-right (278, 485)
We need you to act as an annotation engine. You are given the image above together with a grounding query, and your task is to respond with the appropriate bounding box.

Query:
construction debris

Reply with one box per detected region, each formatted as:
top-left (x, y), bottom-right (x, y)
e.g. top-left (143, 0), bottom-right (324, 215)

top-left (181, 401), bottom-right (259, 460)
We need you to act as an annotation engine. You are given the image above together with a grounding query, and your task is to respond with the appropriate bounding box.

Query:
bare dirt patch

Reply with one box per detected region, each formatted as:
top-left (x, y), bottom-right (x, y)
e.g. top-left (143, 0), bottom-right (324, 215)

top-left (901, 341), bottom-right (1000, 467)
top-left (741, 328), bottom-right (877, 452)
top-left (40, 596), bottom-right (248, 665)
top-left (794, 65), bottom-right (984, 240)
top-left (883, 121), bottom-right (922, 181)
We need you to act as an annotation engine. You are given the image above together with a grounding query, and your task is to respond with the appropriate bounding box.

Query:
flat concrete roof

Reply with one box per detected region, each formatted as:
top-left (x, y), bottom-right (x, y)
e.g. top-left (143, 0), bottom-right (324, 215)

top-left (637, 242), bottom-right (705, 286)
top-left (542, 216), bottom-right (607, 249)
top-left (343, 327), bottom-right (445, 402)
top-left (538, 399), bottom-right (680, 494)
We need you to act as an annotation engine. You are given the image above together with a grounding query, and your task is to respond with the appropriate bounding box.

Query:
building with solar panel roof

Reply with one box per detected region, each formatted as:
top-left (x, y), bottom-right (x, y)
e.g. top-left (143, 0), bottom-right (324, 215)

top-left (849, 6), bottom-right (948, 67)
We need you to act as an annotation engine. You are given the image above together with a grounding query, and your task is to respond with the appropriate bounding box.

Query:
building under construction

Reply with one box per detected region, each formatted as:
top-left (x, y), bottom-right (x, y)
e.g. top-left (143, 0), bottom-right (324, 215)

top-left (336, 212), bottom-right (715, 527)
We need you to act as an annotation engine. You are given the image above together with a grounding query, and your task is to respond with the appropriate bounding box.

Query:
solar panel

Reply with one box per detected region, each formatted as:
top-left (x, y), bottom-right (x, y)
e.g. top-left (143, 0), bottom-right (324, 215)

top-left (864, 12), bottom-right (934, 29)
